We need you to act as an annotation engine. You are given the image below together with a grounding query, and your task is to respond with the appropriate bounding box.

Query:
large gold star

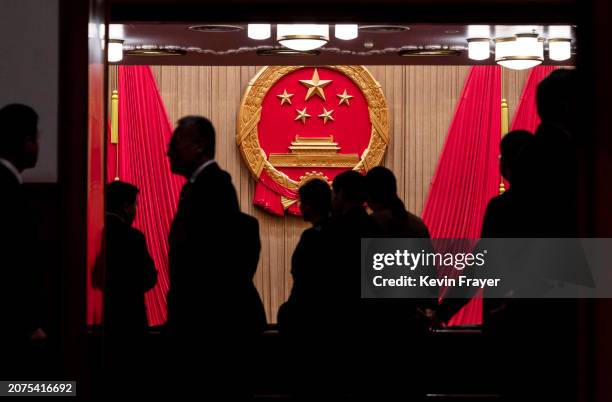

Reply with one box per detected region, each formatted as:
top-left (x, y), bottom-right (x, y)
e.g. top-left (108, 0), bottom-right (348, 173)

top-left (337, 89), bottom-right (353, 106)
top-left (277, 89), bottom-right (294, 106)
top-left (318, 108), bottom-right (335, 124)
top-left (299, 68), bottom-right (333, 101)
top-left (294, 107), bottom-right (311, 124)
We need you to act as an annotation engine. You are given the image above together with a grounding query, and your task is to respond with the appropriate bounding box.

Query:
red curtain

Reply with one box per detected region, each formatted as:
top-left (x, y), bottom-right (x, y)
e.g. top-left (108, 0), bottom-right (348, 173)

top-left (106, 66), bottom-right (183, 326)
top-left (421, 66), bottom-right (502, 326)
top-left (510, 66), bottom-right (558, 133)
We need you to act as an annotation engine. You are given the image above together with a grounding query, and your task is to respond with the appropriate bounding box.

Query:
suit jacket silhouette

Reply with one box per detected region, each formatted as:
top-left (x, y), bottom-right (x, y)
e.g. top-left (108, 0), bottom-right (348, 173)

top-left (0, 163), bottom-right (44, 378)
top-left (103, 213), bottom-right (157, 334)
top-left (167, 162), bottom-right (265, 337)
top-left (277, 219), bottom-right (334, 336)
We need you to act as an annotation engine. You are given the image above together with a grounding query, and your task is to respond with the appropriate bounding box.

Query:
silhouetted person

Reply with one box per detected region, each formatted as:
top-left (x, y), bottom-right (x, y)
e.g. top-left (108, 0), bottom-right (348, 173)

top-left (331, 169), bottom-right (380, 329)
top-left (97, 180), bottom-right (157, 395)
top-left (166, 116), bottom-right (265, 398)
top-left (278, 179), bottom-right (333, 337)
top-left (438, 131), bottom-right (535, 325)
top-left (365, 164), bottom-right (435, 313)
top-left (524, 68), bottom-right (578, 236)
top-left (0, 104), bottom-right (47, 380)
top-left (481, 130), bottom-right (534, 238)
top-left (522, 68), bottom-right (579, 402)
top-left (276, 179), bottom-right (339, 398)
top-left (477, 71), bottom-right (579, 402)
top-left (328, 171), bottom-right (381, 398)
top-left (366, 166), bottom-right (430, 238)
top-left (364, 167), bottom-right (434, 400)
top-left (438, 131), bottom-right (552, 321)
top-left (103, 181), bottom-right (157, 335)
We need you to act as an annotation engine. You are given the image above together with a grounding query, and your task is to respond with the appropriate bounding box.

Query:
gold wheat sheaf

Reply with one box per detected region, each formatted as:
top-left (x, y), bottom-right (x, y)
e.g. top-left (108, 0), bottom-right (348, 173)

top-left (237, 65), bottom-right (389, 192)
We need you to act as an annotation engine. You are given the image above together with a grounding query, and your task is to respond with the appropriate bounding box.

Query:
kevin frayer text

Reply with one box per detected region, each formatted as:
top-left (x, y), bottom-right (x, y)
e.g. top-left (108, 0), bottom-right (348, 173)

top-left (370, 249), bottom-right (500, 289)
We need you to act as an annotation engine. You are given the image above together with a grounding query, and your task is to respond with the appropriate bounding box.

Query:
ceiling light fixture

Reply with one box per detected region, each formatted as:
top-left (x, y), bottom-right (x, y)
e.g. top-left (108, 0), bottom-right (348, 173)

top-left (548, 38), bottom-right (571, 61)
top-left (108, 39), bottom-right (124, 63)
top-left (359, 25), bottom-right (410, 33)
top-left (495, 33), bottom-right (543, 70)
top-left (277, 24), bottom-right (329, 51)
top-left (106, 24), bottom-right (126, 62)
top-left (335, 24), bottom-right (358, 40)
top-left (398, 48), bottom-right (461, 57)
top-left (467, 38), bottom-right (490, 60)
top-left (247, 24), bottom-right (271, 40)
top-left (125, 48), bottom-right (187, 57)
top-left (256, 48), bottom-right (320, 56)
top-left (108, 24), bottom-right (125, 39)
top-left (188, 24), bottom-right (244, 33)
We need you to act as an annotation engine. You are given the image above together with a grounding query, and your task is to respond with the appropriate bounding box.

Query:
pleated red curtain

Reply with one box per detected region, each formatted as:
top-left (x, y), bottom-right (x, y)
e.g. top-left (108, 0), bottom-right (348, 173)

top-left (421, 66), bottom-right (502, 326)
top-left (510, 66), bottom-right (558, 133)
top-left (106, 65), bottom-right (184, 326)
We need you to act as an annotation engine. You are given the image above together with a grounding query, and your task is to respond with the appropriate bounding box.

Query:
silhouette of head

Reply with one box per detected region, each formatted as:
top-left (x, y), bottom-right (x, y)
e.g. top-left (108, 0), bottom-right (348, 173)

top-left (500, 130), bottom-right (533, 184)
top-left (365, 166), bottom-right (398, 212)
top-left (332, 170), bottom-right (367, 215)
top-left (298, 179), bottom-right (331, 224)
top-left (536, 69), bottom-right (577, 132)
top-left (168, 116), bottom-right (215, 178)
top-left (0, 104), bottom-right (39, 171)
top-left (106, 180), bottom-right (139, 225)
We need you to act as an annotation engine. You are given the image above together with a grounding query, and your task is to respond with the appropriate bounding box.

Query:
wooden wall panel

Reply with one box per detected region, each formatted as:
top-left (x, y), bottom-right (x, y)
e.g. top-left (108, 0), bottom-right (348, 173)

top-left (503, 69), bottom-right (531, 123)
top-left (134, 65), bottom-right (529, 323)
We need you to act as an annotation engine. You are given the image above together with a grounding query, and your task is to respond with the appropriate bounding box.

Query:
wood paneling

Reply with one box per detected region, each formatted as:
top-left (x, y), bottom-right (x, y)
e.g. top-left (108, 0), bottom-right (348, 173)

top-left (132, 65), bottom-right (529, 322)
top-left (503, 69), bottom-right (531, 123)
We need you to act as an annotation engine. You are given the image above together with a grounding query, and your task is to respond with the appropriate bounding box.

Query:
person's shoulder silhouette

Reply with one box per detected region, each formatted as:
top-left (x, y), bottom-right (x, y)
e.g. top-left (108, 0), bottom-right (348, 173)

top-left (365, 166), bottom-right (430, 238)
top-left (481, 130), bottom-right (534, 238)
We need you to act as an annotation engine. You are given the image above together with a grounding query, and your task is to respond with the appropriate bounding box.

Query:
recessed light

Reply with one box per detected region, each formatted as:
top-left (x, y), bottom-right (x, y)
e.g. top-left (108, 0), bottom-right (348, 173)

top-left (444, 29), bottom-right (460, 34)
top-left (256, 48), bottom-right (320, 56)
top-left (359, 25), bottom-right (410, 33)
top-left (188, 24), bottom-right (244, 33)
top-left (398, 48), bottom-right (461, 57)
top-left (125, 48), bottom-right (187, 56)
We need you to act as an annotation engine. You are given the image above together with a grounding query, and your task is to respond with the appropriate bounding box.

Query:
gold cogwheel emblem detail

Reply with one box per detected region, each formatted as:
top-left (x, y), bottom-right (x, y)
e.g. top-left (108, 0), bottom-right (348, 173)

top-left (298, 171), bottom-right (331, 187)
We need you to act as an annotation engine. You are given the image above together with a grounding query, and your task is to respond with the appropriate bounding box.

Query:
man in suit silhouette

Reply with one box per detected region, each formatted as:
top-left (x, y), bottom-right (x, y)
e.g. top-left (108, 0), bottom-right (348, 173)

top-left (103, 181), bottom-right (157, 336)
top-left (166, 116), bottom-right (265, 397)
top-left (278, 179), bottom-right (334, 337)
top-left (0, 104), bottom-right (46, 379)
top-left (437, 130), bottom-right (536, 330)
top-left (515, 68), bottom-right (579, 402)
top-left (364, 166), bottom-right (435, 338)
top-left (97, 180), bottom-right (157, 395)
top-left (480, 130), bottom-right (534, 238)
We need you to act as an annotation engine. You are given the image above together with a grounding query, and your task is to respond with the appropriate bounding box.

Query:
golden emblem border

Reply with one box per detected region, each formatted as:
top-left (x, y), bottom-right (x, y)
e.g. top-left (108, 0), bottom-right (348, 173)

top-left (236, 65), bottom-right (389, 192)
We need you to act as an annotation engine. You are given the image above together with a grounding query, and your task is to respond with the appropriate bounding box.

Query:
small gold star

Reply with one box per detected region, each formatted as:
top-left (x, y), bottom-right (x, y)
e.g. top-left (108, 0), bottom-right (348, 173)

top-left (337, 89), bottom-right (353, 106)
top-left (318, 108), bottom-right (335, 124)
top-left (299, 68), bottom-right (333, 101)
top-left (294, 107), bottom-right (311, 124)
top-left (277, 89), bottom-right (294, 106)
